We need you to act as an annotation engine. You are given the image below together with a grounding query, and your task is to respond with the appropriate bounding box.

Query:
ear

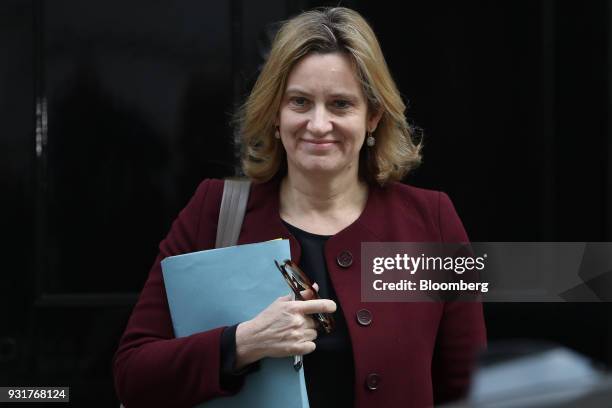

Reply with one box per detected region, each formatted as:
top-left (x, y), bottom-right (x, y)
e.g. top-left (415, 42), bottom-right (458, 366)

top-left (367, 108), bottom-right (384, 132)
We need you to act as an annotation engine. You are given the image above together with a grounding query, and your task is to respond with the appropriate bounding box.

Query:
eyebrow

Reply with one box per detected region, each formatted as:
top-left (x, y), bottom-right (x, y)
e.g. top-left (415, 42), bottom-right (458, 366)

top-left (285, 87), bottom-right (360, 101)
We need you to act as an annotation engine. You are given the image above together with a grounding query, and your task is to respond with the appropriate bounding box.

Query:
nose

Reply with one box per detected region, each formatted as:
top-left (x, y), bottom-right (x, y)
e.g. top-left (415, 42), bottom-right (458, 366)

top-left (306, 104), bottom-right (333, 136)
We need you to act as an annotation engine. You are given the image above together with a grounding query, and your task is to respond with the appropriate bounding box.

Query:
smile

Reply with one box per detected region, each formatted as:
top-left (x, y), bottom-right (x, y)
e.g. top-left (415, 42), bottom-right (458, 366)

top-left (302, 139), bottom-right (338, 148)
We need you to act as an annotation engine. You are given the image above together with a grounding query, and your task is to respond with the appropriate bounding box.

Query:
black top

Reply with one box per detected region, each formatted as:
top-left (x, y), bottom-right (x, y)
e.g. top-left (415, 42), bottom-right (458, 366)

top-left (219, 221), bottom-right (354, 407)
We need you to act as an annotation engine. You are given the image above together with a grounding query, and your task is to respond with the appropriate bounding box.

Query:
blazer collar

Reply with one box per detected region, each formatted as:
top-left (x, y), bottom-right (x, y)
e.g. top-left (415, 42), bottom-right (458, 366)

top-left (239, 176), bottom-right (388, 263)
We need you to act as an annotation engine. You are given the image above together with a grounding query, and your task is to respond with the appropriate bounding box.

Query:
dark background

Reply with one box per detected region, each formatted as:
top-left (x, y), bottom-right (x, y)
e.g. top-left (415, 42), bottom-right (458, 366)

top-left (1, 0), bottom-right (610, 406)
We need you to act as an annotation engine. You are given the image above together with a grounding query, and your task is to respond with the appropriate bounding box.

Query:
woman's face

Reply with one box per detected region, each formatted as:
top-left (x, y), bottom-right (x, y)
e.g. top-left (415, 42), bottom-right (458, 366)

top-left (278, 52), bottom-right (380, 179)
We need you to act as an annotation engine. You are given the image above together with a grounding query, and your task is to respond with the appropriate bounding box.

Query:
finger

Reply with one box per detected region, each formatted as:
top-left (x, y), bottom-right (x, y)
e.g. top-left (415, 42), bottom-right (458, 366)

top-left (296, 341), bottom-right (316, 355)
top-left (299, 283), bottom-right (319, 300)
top-left (300, 287), bottom-right (318, 300)
top-left (303, 316), bottom-right (318, 330)
top-left (293, 299), bottom-right (336, 314)
top-left (303, 328), bottom-right (318, 341)
top-left (278, 293), bottom-right (294, 302)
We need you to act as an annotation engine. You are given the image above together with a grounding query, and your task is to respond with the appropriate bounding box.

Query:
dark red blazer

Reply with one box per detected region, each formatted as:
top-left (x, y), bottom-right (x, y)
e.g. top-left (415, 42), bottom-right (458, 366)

top-left (113, 177), bottom-right (486, 408)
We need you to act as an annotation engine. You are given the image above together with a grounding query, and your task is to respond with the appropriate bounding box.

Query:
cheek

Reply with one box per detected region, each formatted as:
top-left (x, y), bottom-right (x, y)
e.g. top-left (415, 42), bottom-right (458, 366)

top-left (345, 124), bottom-right (367, 147)
top-left (279, 109), bottom-right (306, 131)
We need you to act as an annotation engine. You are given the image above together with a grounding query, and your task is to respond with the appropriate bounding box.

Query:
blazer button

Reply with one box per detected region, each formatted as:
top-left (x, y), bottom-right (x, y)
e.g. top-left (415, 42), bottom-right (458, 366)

top-left (336, 250), bottom-right (353, 268)
top-left (356, 308), bottom-right (372, 326)
top-left (365, 373), bottom-right (381, 390)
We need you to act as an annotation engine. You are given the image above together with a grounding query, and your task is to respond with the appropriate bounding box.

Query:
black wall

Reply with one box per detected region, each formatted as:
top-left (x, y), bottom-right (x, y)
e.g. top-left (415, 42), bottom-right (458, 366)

top-left (1, 1), bottom-right (610, 406)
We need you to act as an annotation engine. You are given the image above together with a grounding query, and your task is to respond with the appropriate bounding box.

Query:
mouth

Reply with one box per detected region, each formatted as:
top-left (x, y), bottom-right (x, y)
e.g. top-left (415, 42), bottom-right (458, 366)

top-left (302, 139), bottom-right (338, 148)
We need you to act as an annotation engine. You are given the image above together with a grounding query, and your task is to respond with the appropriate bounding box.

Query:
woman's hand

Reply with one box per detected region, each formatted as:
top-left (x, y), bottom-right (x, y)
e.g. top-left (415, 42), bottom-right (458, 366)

top-left (234, 283), bottom-right (336, 370)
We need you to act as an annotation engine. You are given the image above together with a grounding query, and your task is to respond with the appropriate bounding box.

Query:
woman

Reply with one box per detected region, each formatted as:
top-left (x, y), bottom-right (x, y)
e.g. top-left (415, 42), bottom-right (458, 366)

top-left (113, 7), bottom-right (486, 408)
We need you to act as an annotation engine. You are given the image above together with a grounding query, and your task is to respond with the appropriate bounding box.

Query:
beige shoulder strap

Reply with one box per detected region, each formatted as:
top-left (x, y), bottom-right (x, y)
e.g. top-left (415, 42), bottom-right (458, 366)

top-left (215, 178), bottom-right (251, 248)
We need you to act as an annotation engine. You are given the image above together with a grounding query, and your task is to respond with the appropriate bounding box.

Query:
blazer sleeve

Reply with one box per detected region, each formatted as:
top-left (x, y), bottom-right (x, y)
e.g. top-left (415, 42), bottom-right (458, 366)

top-left (432, 192), bottom-right (487, 405)
top-left (112, 179), bottom-right (244, 408)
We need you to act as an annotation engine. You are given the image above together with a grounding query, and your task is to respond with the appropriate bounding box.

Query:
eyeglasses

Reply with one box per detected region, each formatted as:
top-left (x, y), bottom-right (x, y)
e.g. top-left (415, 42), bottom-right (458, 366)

top-left (274, 259), bottom-right (335, 334)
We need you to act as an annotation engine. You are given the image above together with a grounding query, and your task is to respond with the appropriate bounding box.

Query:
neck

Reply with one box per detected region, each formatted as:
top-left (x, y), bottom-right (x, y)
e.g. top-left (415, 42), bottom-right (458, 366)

top-left (280, 168), bottom-right (368, 219)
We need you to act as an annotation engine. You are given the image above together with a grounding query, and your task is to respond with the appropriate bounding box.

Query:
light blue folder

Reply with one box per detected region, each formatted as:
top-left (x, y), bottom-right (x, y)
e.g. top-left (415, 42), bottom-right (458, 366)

top-left (161, 239), bottom-right (310, 408)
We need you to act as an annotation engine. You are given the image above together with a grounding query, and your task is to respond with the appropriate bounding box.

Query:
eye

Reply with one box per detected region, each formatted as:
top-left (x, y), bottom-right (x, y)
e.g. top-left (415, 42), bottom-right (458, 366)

top-left (333, 99), bottom-right (351, 109)
top-left (290, 97), bottom-right (308, 107)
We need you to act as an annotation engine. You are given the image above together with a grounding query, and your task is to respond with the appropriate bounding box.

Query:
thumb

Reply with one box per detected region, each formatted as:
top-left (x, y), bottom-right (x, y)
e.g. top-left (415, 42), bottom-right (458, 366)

top-left (300, 283), bottom-right (319, 300)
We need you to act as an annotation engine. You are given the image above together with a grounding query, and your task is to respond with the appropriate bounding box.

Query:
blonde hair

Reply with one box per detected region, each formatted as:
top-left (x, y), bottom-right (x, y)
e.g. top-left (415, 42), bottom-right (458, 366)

top-left (236, 7), bottom-right (422, 186)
